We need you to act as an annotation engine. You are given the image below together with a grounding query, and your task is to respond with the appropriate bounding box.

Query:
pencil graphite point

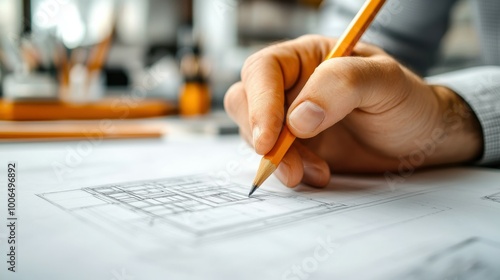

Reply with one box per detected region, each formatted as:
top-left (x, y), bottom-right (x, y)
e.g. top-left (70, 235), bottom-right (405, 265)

top-left (248, 185), bottom-right (258, 197)
top-left (251, 157), bottom-right (277, 197)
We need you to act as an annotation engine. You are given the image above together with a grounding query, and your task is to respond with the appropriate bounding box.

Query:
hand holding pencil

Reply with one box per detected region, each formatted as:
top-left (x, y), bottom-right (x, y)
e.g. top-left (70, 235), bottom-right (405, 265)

top-left (224, 0), bottom-right (483, 194)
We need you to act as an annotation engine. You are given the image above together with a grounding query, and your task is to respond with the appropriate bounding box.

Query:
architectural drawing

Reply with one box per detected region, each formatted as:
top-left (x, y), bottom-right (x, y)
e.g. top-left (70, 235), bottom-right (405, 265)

top-left (37, 175), bottom-right (349, 238)
top-left (37, 175), bottom-right (427, 240)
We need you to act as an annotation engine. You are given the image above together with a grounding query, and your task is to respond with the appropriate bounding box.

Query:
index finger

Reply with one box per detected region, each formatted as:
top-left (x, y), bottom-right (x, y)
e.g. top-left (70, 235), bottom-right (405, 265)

top-left (241, 35), bottom-right (335, 155)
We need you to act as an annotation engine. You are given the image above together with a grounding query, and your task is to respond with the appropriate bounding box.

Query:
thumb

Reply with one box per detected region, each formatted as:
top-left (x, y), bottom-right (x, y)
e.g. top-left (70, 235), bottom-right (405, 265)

top-left (286, 55), bottom-right (404, 138)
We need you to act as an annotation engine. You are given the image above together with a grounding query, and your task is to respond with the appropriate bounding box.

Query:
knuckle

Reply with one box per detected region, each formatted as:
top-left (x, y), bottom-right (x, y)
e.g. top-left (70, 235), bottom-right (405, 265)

top-left (367, 55), bottom-right (409, 106)
top-left (223, 83), bottom-right (244, 116)
top-left (241, 44), bottom-right (282, 80)
top-left (371, 56), bottom-right (407, 92)
top-left (241, 58), bottom-right (256, 81)
top-left (373, 56), bottom-right (402, 75)
top-left (296, 34), bottom-right (323, 43)
top-left (249, 103), bottom-right (283, 131)
top-left (321, 58), bottom-right (363, 92)
top-left (343, 59), bottom-right (365, 87)
top-left (353, 41), bottom-right (389, 57)
top-left (241, 52), bottom-right (266, 81)
top-left (298, 34), bottom-right (336, 49)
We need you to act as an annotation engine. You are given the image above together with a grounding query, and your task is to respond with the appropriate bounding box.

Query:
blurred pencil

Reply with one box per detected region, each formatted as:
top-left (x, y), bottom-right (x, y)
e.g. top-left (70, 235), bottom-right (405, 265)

top-left (83, 30), bottom-right (113, 99)
top-left (86, 31), bottom-right (113, 75)
top-left (56, 44), bottom-right (70, 100)
top-left (249, 0), bottom-right (386, 197)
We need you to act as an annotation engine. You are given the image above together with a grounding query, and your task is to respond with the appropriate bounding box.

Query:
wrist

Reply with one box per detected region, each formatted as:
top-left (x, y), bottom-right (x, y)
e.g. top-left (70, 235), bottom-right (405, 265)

top-left (427, 85), bottom-right (483, 165)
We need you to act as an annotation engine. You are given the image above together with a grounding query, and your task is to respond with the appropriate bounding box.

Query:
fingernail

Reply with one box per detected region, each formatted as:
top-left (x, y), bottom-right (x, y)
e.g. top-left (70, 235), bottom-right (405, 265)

top-left (289, 101), bottom-right (325, 134)
top-left (252, 126), bottom-right (261, 148)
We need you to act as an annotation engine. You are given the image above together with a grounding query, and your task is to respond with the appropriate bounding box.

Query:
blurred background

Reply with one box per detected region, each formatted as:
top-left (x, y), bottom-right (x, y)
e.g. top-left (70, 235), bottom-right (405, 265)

top-left (0, 0), bottom-right (480, 140)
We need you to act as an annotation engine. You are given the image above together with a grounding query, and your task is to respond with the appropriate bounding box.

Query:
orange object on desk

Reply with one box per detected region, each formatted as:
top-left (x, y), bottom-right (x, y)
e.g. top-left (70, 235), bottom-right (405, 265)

top-left (179, 82), bottom-right (210, 116)
top-left (0, 121), bottom-right (165, 140)
top-left (0, 98), bottom-right (177, 121)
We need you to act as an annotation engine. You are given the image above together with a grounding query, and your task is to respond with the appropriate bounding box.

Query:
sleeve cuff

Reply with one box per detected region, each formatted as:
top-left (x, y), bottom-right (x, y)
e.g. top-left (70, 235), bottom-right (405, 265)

top-left (426, 66), bottom-right (500, 166)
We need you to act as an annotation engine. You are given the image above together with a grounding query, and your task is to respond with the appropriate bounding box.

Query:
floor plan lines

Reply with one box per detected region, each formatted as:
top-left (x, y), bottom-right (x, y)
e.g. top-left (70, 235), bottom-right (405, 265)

top-left (37, 174), bottom-right (434, 240)
top-left (37, 175), bottom-right (350, 238)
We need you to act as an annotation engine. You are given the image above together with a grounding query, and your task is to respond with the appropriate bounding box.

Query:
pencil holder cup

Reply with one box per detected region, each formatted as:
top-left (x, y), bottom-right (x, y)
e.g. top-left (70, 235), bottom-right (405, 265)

top-left (66, 65), bottom-right (105, 103)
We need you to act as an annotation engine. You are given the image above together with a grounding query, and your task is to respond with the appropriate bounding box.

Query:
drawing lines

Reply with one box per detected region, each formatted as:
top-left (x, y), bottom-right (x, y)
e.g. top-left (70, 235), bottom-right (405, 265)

top-left (37, 175), bottom-right (349, 238)
top-left (483, 191), bottom-right (500, 203)
top-left (37, 175), bottom-right (432, 240)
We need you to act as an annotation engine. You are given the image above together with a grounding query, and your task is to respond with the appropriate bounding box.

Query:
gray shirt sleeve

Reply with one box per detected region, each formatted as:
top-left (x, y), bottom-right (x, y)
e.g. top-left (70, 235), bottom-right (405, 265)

top-left (318, 0), bottom-right (458, 76)
top-left (318, 0), bottom-right (500, 166)
top-left (427, 67), bottom-right (500, 166)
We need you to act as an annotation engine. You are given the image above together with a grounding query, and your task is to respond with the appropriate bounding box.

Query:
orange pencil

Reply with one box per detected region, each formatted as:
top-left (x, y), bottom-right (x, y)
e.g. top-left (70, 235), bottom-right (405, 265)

top-left (83, 29), bottom-right (113, 100)
top-left (86, 31), bottom-right (113, 75)
top-left (54, 43), bottom-right (70, 101)
top-left (249, 0), bottom-right (386, 196)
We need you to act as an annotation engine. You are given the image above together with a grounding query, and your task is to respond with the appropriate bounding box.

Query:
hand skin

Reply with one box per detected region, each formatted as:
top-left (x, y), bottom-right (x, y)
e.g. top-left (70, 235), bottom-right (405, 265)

top-left (224, 35), bottom-right (483, 188)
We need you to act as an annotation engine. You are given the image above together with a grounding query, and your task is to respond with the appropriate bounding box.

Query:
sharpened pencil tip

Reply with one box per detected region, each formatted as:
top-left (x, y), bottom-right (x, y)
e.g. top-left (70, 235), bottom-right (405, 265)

top-left (248, 185), bottom-right (258, 197)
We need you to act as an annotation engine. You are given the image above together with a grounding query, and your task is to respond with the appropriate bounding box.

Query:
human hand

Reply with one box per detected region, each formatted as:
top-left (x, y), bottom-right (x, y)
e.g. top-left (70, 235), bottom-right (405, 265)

top-left (224, 35), bottom-right (483, 187)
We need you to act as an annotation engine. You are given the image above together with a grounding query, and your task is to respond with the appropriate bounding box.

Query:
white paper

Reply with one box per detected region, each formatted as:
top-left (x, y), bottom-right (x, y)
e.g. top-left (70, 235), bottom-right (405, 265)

top-left (1, 136), bottom-right (499, 280)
